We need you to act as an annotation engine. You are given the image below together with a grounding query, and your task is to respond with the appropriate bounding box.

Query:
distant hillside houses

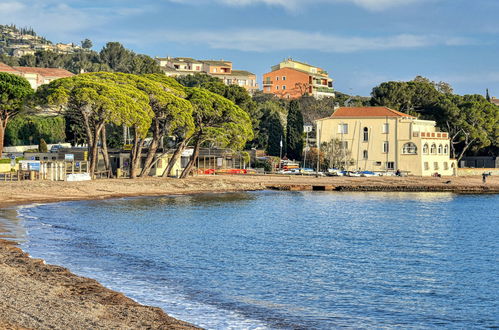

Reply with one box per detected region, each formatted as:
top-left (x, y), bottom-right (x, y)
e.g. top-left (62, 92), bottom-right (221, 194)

top-left (156, 56), bottom-right (259, 93)
top-left (0, 62), bottom-right (74, 89)
top-left (0, 25), bottom-right (82, 56)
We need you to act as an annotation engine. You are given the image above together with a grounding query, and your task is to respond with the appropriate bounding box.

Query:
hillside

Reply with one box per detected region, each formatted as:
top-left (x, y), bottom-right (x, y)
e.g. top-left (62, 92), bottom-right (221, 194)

top-left (0, 24), bottom-right (82, 56)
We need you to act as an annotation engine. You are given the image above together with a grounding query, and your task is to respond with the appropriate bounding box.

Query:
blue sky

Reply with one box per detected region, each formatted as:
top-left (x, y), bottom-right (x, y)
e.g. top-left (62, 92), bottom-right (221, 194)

top-left (1, 0), bottom-right (498, 96)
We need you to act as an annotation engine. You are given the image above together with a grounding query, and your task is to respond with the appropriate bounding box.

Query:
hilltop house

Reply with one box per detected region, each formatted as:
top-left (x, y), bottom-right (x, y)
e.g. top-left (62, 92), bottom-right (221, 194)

top-left (0, 62), bottom-right (73, 89)
top-left (155, 57), bottom-right (259, 93)
top-left (316, 107), bottom-right (456, 176)
top-left (263, 58), bottom-right (335, 99)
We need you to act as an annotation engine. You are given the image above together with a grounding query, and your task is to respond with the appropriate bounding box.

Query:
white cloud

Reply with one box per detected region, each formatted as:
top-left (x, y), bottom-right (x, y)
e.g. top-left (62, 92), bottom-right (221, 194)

top-left (151, 29), bottom-right (471, 53)
top-left (0, 1), bottom-right (148, 42)
top-left (169, 0), bottom-right (426, 11)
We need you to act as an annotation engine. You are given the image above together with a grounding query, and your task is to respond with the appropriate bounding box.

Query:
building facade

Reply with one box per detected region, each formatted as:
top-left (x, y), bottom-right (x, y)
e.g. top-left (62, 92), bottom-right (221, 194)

top-left (262, 58), bottom-right (334, 99)
top-left (0, 62), bottom-right (74, 89)
top-left (155, 57), bottom-right (258, 93)
top-left (316, 107), bottom-right (456, 176)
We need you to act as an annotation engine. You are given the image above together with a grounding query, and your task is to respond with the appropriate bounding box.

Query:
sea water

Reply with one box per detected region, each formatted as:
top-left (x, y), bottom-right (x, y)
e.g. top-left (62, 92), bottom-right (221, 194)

top-left (2, 191), bottom-right (498, 329)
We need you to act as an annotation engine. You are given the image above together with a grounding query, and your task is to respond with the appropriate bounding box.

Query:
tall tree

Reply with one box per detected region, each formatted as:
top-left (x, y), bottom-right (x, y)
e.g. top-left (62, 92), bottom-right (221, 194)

top-left (39, 74), bottom-right (153, 176)
top-left (0, 72), bottom-right (33, 156)
top-left (432, 94), bottom-right (498, 162)
top-left (486, 88), bottom-right (491, 102)
top-left (180, 88), bottom-right (253, 178)
top-left (371, 80), bottom-right (440, 117)
top-left (257, 101), bottom-right (286, 156)
top-left (81, 38), bottom-right (93, 49)
top-left (286, 100), bottom-right (304, 161)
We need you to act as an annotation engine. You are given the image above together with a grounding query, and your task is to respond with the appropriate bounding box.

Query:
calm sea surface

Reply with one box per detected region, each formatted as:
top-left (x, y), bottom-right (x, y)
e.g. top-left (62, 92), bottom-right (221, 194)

top-left (1, 191), bottom-right (498, 329)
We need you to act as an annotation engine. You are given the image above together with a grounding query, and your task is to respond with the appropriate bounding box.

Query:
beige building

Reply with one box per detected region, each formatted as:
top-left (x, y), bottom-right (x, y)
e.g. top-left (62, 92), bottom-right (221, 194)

top-left (0, 63), bottom-right (73, 89)
top-left (316, 107), bottom-right (456, 176)
top-left (155, 57), bottom-right (258, 93)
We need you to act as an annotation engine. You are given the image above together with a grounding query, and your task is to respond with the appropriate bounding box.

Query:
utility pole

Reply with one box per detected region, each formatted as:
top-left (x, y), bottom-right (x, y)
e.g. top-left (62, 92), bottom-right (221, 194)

top-left (316, 121), bottom-right (321, 177)
top-left (303, 124), bottom-right (313, 169)
top-left (279, 137), bottom-right (283, 171)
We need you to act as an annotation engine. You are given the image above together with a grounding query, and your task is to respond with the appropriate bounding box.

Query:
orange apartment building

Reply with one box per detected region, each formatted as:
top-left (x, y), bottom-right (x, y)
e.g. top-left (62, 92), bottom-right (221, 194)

top-left (156, 57), bottom-right (259, 93)
top-left (263, 58), bottom-right (334, 99)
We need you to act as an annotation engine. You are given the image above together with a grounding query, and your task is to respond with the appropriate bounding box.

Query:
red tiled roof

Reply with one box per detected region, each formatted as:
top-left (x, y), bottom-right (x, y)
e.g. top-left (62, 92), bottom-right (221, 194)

top-left (331, 107), bottom-right (416, 118)
top-left (13, 66), bottom-right (74, 78)
top-left (0, 62), bottom-right (19, 73)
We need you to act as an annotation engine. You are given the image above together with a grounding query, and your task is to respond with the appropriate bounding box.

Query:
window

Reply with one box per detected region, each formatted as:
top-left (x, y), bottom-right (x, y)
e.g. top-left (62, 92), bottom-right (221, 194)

top-left (282, 85), bottom-right (286, 90)
top-left (386, 162), bottom-right (395, 170)
top-left (375, 161), bottom-right (382, 166)
top-left (363, 127), bottom-right (369, 142)
top-left (423, 144), bottom-right (429, 154)
top-left (402, 142), bottom-right (417, 154)
top-left (213, 68), bottom-right (217, 72)
top-left (434, 162), bottom-right (439, 170)
top-left (363, 150), bottom-right (368, 159)
top-left (438, 144), bottom-right (443, 154)
top-left (444, 144), bottom-right (449, 154)
top-left (444, 162), bottom-right (449, 170)
top-left (265, 87), bottom-right (271, 92)
top-left (338, 123), bottom-right (348, 134)
top-left (383, 141), bottom-right (389, 153)
top-left (382, 123), bottom-right (389, 134)
top-left (282, 76), bottom-right (286, 81)
top-left (424, 162), bottom-right (429, 170)
top-left (430, 143), bottom-right (436, 154)
top-left (276, 76), bottom-right (279, 81)
top-left (276, 85), bottom-right (279, 90)
top-left (339, 141), bottom-right (348, 150)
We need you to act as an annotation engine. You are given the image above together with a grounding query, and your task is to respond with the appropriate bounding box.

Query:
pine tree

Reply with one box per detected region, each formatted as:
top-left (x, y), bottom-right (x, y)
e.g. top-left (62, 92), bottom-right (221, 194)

top-left (486, 88), bottom-right (491, 102)
top-left (38, 138), bottom-right (48, 152)
top-left (286, 100), bottom-right (304, 161)
top-left (265, 111), bottom-right (284, 157)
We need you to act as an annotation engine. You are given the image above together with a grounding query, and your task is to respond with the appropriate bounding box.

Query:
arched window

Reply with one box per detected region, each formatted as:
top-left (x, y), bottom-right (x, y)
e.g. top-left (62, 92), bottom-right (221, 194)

top-left (430, 143), bottom-right (437, 154)
top-left (363, 127), bottom-right (369, 142)
top-left (402, 142), bottom-right (417, 154)
top-left (444, 144), bottom-right (448, 154)
top-left (363, 150), bottom-right (368, 159)
top-left (438, 144), bottom-right (443, 154)
top-left (423, 144), bottom-right (429, 154)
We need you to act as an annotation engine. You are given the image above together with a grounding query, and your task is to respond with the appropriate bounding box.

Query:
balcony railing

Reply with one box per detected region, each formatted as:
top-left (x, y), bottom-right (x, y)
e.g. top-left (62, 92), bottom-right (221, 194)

top-left (262, 81), bottom-right (273, 86)
top-left (314, 86), bottom-right (335, 93)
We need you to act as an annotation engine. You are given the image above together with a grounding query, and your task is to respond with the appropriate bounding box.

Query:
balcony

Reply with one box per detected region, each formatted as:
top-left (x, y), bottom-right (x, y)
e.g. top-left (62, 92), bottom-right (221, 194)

top-left (262, 80), bottom-right (273, 86)
top-left (314, 86), bottom-right (335, 94)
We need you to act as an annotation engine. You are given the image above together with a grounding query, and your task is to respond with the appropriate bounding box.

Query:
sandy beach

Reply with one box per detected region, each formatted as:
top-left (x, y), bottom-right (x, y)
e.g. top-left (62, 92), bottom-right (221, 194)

top-left (0, 174), bottom-right (498, 329)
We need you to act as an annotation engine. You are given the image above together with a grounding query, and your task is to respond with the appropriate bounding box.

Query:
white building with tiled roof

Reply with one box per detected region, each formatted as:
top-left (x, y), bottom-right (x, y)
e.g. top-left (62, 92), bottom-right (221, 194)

top-left (316, 107), bottom-right (456, 176)
top-left (155, 56), bottom-right (258, 93)
top-left (0, 62), bottom-right (74, 89)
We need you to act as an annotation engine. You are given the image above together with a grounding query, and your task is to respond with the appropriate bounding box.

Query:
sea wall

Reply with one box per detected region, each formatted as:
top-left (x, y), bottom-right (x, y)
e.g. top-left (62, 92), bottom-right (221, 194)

top-left (458, 168), bottom-right (499, 176)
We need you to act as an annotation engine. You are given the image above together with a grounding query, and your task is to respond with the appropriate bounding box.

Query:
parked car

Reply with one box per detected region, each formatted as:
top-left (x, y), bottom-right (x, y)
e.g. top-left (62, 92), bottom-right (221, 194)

top-left (50, 145), bottom-right (64, 153)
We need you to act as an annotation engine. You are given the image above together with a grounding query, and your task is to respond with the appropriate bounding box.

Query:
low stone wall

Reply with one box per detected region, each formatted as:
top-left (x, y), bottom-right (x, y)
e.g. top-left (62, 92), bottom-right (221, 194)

top-left (458, 168), bottom-right (499, 176)
top-left (0, 164), bottom-right (14, 173)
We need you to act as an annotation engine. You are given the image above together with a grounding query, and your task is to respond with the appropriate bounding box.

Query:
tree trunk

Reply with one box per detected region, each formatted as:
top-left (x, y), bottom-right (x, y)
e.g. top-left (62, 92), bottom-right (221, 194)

top-left (0, 120), bottom-right (5, 157)
top-left (129, 128), bottom-right (144, 179)
top-left (139, 120), bottom-right (161, 177)
top-left (162, 137), bottom-right (189, 178)
top-left (100, 126), bottom-right (112, 178)
top-left (456, 137), bottom-right (476, 163)
top-left (180, 137), bottom-right (200, 179)
top-left (89, 124), bottom-right (103, 178)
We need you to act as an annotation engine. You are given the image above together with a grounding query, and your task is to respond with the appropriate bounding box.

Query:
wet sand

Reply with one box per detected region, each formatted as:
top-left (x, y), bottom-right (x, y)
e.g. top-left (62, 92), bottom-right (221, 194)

top-left (0, 175), bottom-right (497, 329)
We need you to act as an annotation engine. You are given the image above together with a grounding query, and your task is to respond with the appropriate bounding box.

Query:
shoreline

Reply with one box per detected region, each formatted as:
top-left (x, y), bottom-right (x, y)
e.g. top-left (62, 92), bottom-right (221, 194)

top-left (1, 175), bottom-right (498, 329)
